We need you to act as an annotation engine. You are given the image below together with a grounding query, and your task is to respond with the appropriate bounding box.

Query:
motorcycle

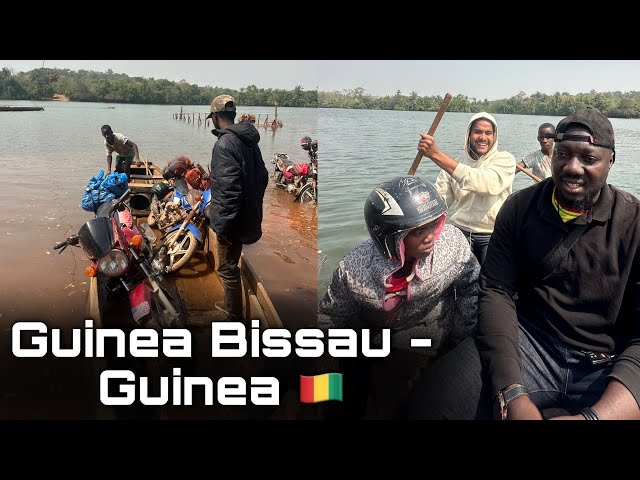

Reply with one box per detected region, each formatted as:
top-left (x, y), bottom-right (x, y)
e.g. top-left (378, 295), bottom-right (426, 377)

top-left (152, 178), bottom-right (212, 273)
top-left (294, 137), bottom-right (318, 204)
top-left (54, 188), bottom-right (187, 329)
top-left (272, 136), bottom-right (318, 204)
top-left (272, 153), bottom-right (310, 192)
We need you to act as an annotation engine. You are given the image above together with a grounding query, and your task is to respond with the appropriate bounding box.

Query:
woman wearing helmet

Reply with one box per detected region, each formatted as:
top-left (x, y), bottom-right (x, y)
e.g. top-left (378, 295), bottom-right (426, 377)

top-left (318, 175), bottom-right (480, 419)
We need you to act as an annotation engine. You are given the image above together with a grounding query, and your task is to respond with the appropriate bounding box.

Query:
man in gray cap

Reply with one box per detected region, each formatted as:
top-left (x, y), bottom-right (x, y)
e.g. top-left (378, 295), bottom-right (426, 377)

top-left (207, 94), bottom-right (269, 322)
top-left (406, 107), bottom-right (640, 421)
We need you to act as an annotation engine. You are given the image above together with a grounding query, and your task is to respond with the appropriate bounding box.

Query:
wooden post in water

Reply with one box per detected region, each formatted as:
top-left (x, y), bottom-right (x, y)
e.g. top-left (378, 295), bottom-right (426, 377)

top-left (180, 106), bottom-right (183, 120)
top-left (275, 102), bottom-right (278, 119)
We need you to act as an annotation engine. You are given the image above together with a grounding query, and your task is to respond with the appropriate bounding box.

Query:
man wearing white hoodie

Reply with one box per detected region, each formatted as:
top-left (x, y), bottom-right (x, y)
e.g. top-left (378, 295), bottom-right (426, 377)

top-left (417, 112), bottom-right (516, 264)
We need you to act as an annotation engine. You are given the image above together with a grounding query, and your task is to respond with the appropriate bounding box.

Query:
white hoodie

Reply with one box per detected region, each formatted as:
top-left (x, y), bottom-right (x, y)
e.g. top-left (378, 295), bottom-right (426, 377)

top-left (434, 112), bottom-right (515, 234)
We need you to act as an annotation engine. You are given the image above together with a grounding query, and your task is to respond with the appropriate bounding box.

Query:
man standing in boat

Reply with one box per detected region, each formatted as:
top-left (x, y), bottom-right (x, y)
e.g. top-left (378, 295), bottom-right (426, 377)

top-left (417, 112), bottom-right (516, 265)
top-left (516, 122), bottom-right (556, 180)
top-left (408, 108), bottom-right (640, 420)
top-left (207, 95), bottom-right (269, 322)
top-left (101, 124), bottom-right (141, 181)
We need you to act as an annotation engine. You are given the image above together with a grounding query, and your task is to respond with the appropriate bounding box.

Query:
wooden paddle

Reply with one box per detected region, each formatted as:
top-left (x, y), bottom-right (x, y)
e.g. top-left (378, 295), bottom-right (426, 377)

top-left (408, 92), bottom-right (453, 175)
top-left (516, 163), bottom-right (542, 183)
top-left (143, 154), bottom-right (150, 176)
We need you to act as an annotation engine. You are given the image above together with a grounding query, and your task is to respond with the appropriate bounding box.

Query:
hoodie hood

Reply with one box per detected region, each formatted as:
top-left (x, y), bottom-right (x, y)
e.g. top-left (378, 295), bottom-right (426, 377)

top-left (464, 112), bottom-right (499, 164)
top-left (220, 122), bottom-right (261, 146)
top-left (437, 111), bottom-right (515, 234)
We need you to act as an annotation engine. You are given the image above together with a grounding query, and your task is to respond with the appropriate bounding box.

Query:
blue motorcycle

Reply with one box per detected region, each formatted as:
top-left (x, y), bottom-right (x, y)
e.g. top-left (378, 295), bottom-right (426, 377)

top-left (153, 178), bottom-right (212, 273)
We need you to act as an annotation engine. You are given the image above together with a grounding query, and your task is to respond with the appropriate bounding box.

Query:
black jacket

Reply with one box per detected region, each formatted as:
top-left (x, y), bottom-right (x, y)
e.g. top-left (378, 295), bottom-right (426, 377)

top-left (477, 178), bottom-right (640, 403)
top-left (209, 122), bottom-right (269, 244)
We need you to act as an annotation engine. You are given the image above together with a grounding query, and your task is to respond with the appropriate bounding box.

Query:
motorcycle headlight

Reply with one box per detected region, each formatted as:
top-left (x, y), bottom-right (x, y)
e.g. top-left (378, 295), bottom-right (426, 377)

top-left (97, 249), bottom-right (129, 277)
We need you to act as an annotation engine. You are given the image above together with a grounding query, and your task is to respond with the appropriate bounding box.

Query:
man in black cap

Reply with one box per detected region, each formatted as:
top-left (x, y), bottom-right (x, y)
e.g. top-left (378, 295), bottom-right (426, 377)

top-left (406, 107), bottom-right (640, 420)
top-left (207, 94), bottom-right (269, 322)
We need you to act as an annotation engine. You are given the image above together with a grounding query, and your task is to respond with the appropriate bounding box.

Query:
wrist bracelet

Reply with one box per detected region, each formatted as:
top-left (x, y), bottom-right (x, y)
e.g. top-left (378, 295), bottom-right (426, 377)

top-left (580, 406), bottom-right (600, 420)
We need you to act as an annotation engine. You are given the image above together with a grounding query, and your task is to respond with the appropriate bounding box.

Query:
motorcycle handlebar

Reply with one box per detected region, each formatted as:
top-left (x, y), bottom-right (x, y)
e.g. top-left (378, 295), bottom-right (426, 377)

top-left (53, 240), bottom-right (68, 250)
top-left (53, 234), bottom-right (79, 251)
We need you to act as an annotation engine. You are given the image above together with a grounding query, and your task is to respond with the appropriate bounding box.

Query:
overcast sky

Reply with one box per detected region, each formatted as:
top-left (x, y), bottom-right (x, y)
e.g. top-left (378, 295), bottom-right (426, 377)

top-left (3, 60), bottom-right (640, 100)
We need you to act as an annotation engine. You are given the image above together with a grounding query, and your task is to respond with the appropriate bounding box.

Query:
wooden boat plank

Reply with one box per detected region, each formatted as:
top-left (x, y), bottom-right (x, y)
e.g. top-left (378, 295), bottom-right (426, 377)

top-left (256, 282), bottom-right (282, 329)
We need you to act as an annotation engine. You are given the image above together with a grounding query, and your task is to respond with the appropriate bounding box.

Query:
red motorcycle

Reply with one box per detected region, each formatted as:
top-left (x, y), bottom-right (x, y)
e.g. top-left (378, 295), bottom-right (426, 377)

top-left (272, 136), bottom-right (318, 204)
top-left (54, 189), bottom-right (187, 329)
top-left (295, 136), bottom-right (317, 204)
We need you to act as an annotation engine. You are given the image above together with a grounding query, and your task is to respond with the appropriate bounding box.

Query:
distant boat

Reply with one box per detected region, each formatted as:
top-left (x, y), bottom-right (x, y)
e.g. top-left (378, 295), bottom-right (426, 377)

top-left (0, 106), bottom-right (44, 112)
top-left (107, 106), bottom-right (115, 109)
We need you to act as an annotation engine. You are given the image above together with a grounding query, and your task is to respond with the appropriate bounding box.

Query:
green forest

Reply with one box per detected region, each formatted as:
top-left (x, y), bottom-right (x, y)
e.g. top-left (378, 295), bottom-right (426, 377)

top-left (319, 88), bottom-right (640, 118)
top-left (3, 67), bottom-right (640, 118)
top-left (0, 67), bottom-right (317, 107)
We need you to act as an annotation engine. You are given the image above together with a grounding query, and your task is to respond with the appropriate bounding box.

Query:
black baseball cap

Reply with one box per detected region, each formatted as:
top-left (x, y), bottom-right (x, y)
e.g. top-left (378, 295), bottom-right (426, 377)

top-left (555, 107), bottom-right (615, 153)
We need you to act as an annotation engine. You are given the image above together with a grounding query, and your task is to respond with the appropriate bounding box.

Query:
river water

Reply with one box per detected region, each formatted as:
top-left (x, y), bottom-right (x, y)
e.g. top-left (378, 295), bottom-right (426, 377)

top-left (319, 108), bottom-right (640, 296)
top-left (0, 100), bottom-right (317, 418)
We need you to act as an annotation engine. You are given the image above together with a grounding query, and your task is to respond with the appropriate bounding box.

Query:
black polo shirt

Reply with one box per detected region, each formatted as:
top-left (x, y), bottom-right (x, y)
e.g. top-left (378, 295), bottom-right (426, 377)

top-left (477, 178), bottom-right (640, 404)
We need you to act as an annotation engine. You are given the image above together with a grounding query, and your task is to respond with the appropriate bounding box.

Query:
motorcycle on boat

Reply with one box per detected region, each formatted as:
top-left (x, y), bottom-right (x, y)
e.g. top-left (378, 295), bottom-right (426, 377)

top-left (54, 188), bottom-right (187, 329)
top-left (148, 178), bottom-right (212, 273)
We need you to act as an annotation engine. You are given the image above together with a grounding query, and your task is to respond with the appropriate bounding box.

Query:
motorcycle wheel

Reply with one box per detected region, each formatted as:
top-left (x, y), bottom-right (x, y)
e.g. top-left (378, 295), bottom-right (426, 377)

top-left (297, 184), bottom-right (317, 204)
top-left (97, 274), bottom-right (134, 329)
top-left (148, 277), bottom-right (189, 329)
top-left (164, 229), bottom-right (198, 273)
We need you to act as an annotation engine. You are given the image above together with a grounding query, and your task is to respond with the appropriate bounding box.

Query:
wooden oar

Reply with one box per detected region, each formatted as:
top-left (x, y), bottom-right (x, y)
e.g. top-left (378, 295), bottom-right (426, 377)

top-left (408, 92), bottom-right (453, 175)
top-left (143, 154), bottom-right (150, 176)
top-left (516, 163), bottom-right (542, 183)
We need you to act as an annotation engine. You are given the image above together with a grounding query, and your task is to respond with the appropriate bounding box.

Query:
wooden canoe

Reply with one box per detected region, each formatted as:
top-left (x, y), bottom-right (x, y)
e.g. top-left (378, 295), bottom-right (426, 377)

top-left (82, 171), bottom-right (283, 419)
top-left (126, 161), bottom-right (166, 216)
top-left (0, 106), bottom-right (44, 112)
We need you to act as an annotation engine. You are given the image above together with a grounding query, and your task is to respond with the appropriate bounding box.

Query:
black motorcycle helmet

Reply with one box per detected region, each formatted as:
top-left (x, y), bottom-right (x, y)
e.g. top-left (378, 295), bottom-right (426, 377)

top-left (300, 136), bottom-right (313, 150)
top-left (151, 181), bottom-right (170, 199)
top-left (364, 176), bottom-right (447, 260)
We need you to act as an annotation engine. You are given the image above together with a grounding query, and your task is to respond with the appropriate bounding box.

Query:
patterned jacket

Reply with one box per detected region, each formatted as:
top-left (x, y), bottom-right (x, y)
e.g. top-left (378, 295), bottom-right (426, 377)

top-left (318, 224), bottom-right (480, 357)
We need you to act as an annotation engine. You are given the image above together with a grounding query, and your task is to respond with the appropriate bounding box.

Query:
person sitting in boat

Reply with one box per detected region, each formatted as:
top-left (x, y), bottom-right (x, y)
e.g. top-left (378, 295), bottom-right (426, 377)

top-left (407, 108), bottom-right (640, 421)
top-left (417, 112), bottom-right (516, 265)
top-left (318, 175), bottom-right (480, 419)
top-left (101, 124), bottom-right (141, 181)
top-left (516, 122), bottom-right (555, 180)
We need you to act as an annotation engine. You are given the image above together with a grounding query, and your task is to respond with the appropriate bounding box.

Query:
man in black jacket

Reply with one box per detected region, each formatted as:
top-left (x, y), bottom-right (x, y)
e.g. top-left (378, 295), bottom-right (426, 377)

top-left (406, 108), bottom-right (640, 420)
top-left (207, 95), bottom-right (269, 322)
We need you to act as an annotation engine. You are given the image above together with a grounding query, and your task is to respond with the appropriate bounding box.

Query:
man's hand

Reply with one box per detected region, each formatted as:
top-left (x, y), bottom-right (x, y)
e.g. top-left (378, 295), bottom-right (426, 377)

top-left (417, 133), bottom-right (459, 176)
top-left (417, 134), bottom-right (442, 160)
top-left (507, 395), bottom-right (543, 420)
